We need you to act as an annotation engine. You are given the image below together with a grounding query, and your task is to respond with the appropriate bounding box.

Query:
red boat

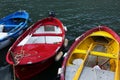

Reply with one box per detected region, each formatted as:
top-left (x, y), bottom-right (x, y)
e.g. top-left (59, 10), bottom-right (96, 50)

top-left (6, 15), bottom-right (67, 80)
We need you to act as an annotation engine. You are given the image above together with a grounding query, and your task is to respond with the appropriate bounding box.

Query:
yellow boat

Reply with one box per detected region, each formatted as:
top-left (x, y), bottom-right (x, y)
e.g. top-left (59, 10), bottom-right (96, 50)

top-left (59, 26), bottom-right (120, 80)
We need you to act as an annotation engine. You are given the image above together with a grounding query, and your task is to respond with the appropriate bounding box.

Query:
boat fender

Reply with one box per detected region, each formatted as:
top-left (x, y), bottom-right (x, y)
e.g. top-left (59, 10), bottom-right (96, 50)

top-left (55, 51), bottom-right (63, 61)
top-left (56, 68), bottom-right (63, 80)
top-left (57, 68), bottom-right (63, 75)
top-left (63, 52), bottom-right (68, 58)
top-left (64, 38), bottom-right (68, 47)
top-left (64, 26), bottom-right (67, 32)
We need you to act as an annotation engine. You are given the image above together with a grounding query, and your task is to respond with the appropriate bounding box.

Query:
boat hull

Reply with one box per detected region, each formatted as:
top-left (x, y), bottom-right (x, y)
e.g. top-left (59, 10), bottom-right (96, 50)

top-left (0, 10), bottom-right (30, 49)
top-left (15, 55), bottom-right (55, 80)
top-left (0, 39), bottom-right (12, 49)
top-left (60, 26), bottom-right (120, 80)
top-left (6, 16), bottom-right (66, 79)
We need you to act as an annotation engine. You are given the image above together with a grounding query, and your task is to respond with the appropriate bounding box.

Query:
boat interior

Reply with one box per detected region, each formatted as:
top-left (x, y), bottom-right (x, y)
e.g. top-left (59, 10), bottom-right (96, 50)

top-left (12, 25), bottom-right (63, 65)
top-left (65, 33), bottom-right (119, 80)
top-left (18, 25), bottom-right (63, 46)
top-left (0, 18), bottom-right (25, 32)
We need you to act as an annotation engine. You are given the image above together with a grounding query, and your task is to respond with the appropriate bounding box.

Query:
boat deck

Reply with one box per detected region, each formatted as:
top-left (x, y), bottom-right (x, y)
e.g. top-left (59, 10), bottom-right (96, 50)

top-left (18, 25), bottom-right (63, 46)
top-left (65, 65), bottom-right (114, 80)
top-left (18, 35), bottom-right (62, 46)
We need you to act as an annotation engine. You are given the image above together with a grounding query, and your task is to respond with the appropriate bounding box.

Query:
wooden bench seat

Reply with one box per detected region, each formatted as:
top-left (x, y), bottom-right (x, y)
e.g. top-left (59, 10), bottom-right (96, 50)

top-left (73, 49), bottom-right (117, 59)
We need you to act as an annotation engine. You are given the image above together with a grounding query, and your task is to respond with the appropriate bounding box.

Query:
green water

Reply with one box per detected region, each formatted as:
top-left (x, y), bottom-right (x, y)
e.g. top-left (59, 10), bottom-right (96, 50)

top-left (0, 0), bottom-right (120, 80)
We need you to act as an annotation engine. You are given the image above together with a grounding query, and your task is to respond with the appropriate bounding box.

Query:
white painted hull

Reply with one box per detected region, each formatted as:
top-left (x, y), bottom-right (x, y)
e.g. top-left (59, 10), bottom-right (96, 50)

top-left (0, 39), bottom-right (11, 49)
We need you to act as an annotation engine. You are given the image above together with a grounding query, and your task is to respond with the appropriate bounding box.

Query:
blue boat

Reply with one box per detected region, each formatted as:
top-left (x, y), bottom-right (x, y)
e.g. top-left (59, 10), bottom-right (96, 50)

top-left (0, 10), bottom-right (30, 49)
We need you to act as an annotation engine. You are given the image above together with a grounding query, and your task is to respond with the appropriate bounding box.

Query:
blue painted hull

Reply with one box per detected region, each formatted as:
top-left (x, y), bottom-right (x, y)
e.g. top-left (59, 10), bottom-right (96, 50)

top-left (0, 10), bottom-right (30, 49)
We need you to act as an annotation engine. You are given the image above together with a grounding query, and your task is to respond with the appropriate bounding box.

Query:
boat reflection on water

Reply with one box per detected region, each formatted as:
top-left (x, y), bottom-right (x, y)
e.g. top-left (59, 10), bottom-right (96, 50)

top-left (0, 44), bottom-right (13, 80)
top-left (0, 65), bottom-right (12, 80)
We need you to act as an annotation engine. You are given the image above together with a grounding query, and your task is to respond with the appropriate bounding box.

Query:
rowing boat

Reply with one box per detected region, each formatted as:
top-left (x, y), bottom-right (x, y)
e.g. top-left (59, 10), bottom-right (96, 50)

top-left (0, 10), bottom-right (30, 49)
top-left (6, 13), bottom-right (67, 80)
top-left (58, 26), bottom-right (120, 80)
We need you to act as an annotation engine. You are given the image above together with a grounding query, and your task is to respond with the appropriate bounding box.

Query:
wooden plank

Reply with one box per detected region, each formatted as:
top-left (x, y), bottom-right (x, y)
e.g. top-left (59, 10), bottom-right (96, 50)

top-left (73, 49), bottom-right (117, 59)
top-left (73, 43), bottom-right (93, 80)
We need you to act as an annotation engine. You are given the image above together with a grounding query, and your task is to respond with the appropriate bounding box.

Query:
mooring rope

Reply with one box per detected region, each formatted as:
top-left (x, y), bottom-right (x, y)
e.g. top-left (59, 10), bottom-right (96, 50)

top-left (12, 64), bottom-right (16, 80)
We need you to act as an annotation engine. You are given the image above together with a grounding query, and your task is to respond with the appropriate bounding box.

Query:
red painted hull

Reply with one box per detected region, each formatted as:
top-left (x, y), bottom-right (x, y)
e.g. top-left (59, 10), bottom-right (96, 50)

top-left (6, 17), bottom-right (66, 80)
top-left (60, 26), bottom-right (120, 80)
top-left (15, 55), bottom-right (54, 80)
